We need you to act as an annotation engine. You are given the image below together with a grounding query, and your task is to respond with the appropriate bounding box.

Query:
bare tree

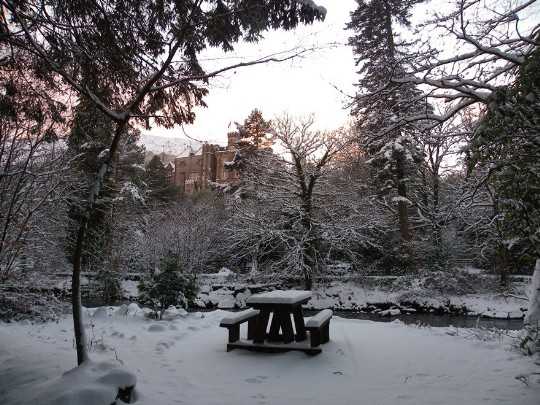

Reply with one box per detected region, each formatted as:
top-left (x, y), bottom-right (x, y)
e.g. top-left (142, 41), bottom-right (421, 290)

top-left (0, 56), bottom-right (71, 282)
top-left (132, 195), bottom-right (226, 278)
top-left (226, 114), bottom-right (347, 289)
top-left (385, 0), bottom-right (538, 132)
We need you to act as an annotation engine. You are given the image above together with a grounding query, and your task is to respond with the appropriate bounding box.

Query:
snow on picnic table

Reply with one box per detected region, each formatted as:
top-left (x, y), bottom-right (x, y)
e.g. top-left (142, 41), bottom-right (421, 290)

top-left (0, 305), bottom-right (538, 405)
top-left (246, 290), bottom-right (312, 305)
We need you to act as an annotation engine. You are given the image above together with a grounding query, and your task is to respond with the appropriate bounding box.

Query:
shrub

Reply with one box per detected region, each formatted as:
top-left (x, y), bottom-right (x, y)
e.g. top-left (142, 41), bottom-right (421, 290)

top-left (137, 252), bottom-right (197, 319)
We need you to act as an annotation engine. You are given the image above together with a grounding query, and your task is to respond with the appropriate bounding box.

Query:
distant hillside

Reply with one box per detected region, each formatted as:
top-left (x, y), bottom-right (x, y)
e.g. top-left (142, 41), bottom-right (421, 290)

top-left (138, 134), bottom-right (204, 164)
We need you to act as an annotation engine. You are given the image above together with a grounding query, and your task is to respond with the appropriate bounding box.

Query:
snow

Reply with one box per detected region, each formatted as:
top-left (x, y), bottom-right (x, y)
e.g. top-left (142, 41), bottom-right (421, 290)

top-left (1, 304), bottom-right (539, 404)
top-left (246, 290), bottom-right (312, 305)
top-left (16, 360), bottom-right (137, 405)
top-left (138, 134), bottom-right (204, 158)
top-left (525, 259), bottom-right (540, 326)
top-left (220, 308), bottom-right (260, 325)
top-left (304, 309), bottom-right (332, 327)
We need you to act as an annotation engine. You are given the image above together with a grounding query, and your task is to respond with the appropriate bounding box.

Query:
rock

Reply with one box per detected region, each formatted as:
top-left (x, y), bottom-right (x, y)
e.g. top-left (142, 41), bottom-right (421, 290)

top-left (379, 308), bottom-right (401, 317)
top-left (116, 304), bottom-right (129, 315)
top-left (217, 298), bottom-right (235, 309)
top-left (127, 303), bottom-right (140, 315)
top-left (92, 307), bottom-right (109, 318)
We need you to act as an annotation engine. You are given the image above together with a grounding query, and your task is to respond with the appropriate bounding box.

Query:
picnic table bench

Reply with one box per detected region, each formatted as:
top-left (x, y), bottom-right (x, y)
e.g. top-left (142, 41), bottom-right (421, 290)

top-left (219, 290), bottom-right (332, 355)
top-left (219, 308), bottom-right (260, 344)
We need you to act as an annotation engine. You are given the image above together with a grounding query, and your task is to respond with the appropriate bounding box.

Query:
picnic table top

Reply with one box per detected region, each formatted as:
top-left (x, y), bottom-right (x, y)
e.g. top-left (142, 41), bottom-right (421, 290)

top-left (246, 290), bottom-right (312, 305)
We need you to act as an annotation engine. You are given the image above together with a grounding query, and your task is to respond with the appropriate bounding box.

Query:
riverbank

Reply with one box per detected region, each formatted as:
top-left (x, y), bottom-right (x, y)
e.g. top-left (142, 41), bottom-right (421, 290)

top-left (190, 269), bottom-right (531, 321)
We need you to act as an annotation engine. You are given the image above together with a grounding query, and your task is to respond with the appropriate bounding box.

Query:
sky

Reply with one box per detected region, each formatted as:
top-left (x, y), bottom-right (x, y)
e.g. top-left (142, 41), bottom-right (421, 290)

top-left (151, 0), bottom-right (359, 146)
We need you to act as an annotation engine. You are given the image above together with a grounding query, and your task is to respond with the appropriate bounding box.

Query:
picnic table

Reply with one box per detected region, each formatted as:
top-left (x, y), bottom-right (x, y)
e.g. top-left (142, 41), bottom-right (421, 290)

top-left (220, 290), bottom-right (332, 355)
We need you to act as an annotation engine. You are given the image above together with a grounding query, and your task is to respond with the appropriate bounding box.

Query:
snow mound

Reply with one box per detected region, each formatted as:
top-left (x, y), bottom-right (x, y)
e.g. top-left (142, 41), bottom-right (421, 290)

top-left (25, 360), bottom-right (136, 405)
top-left (148, 324), bottom-right (167, 332)
top-left (217, 298), bottom-right (235, 309)
top-left (92, 307), bottom-right (110, 318)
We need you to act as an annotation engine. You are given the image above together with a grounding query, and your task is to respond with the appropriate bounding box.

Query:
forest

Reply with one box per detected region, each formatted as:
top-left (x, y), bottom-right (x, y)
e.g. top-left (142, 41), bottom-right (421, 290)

top-left (1, 0), bottom-right (539, 379)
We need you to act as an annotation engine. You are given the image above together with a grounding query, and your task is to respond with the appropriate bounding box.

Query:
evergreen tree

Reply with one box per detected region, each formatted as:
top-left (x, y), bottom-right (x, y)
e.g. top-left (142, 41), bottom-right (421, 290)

top-left (468, 42), bottom-right (540, 267)
top-left (137, 251), bottom-right (197, 319)
top-left (144, 155), bottom-right (181, 203)
top-left (347, 0), bottom-right (426, 263)
top-left (66, 96), bottom-right (146, 271)
top-left (228, 108), bottom-right (274, 176)
top-left (236, 108), bottom-right (274, 151)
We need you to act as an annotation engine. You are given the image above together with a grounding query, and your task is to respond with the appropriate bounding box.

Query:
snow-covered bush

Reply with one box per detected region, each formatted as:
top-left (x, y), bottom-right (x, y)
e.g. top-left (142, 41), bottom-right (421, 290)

top-left (0, 289), bottom-right (70, 323)
top-left (391, 268), bottom-right (494, 296)
top-left (137, 252), bottom-right (197, 319)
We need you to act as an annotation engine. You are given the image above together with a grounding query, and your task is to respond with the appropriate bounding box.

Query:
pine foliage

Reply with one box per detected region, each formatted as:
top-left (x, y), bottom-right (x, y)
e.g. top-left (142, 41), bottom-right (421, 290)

top-left (138, 252), bottom-right (197, 319)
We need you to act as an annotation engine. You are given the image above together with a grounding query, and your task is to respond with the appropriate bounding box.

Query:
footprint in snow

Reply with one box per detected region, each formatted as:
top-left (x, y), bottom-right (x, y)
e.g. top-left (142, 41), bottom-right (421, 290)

top-left (156, 340), bottom-right (175, 351)
top-left (148, 324), bottom-right (167, 332)
top-left (156, 342), bottom-right (170, 351)
top-left (173, 333), bottom-right (187, 341)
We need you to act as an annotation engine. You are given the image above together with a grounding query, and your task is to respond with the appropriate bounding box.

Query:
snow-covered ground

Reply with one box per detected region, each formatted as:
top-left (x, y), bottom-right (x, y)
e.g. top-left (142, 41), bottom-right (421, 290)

top-left (1, 303), bottom-right (539, 404)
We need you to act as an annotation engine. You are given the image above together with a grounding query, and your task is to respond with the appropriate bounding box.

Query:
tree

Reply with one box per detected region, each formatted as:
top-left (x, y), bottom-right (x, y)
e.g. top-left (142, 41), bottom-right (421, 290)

top-left (354, 0), bottom-right (539, 325)
top-left (137, 251), bottom-right (197, 319)
top-left (469, 44), bottom-right (540, 256)
top-left (226, 114), bottom-right (345, 289)
top-left (0, 55), bottom-right (71, 282)
top-left (132, 194), bottom-right (227, 277)
top-left (227, 108), bottom-right (274, 177)
top-left (2, 0), bottom-right (326, 368)
top-left (144, 155), bottom-right (181, 203)
top-left (385, 0), bottom-right (537, 132)
top-left (466, 33), bottom-right (540, 284)
top-left (412, 117), bottom-right (468, 269)
top-left (347, 0), bottom-right (427, 257)
top-left (66, 95), bottom-right (146, 273)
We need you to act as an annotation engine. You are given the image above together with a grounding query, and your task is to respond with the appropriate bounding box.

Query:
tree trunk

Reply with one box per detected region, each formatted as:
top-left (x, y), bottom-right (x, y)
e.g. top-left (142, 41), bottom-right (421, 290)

top-left (304, 271), bottom-right (313, 291)
top-left (396, 156), bottom-right (410, 244)
top-left (492, 194), bottom-right (508, 286)
top-left (498, 242), bottom-right (508, 287)
top-left (72, 223), bottom-right (90, 365)
top-left (72, 119), bottom-right (128, 365)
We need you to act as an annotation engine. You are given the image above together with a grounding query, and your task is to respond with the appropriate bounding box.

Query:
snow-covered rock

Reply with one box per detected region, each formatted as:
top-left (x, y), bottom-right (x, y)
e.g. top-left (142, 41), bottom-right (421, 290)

top-left (217, 298), bottom-right (235, 309)
top-left (116, 304), bottom-right (129, 316)
top-left (92, 307), bottom-right (110, 319)
top-left (379, 308), bottom-right (401, 317)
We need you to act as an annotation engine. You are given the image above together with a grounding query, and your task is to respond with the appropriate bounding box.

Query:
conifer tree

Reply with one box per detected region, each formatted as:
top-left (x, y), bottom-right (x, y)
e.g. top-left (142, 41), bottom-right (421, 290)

top-left (468, 41), bottom-right (540, 275)
top-left (347, 0), bottom-right (426, 259)
top-left (228, 108), bottom-right (274, 177)
top-left (144, 155), bottom-right (181, 203)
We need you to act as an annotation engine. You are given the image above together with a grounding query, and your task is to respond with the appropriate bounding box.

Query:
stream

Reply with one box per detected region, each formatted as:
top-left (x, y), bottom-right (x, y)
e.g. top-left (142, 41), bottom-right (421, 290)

top-left (311, 310), bottom-right (524, 330)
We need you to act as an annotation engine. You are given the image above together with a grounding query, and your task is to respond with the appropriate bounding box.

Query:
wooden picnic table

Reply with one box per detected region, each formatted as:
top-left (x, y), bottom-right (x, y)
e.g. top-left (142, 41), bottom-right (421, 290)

top-left (246, 290), bottom-right (312, 344)
top-left (219, 290), bottom-right (332, 355)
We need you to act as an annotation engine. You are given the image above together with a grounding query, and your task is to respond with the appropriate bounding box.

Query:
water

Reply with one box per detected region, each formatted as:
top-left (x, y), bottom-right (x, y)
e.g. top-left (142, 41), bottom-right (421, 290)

top-left (314, 310), bottom-right (524, 330)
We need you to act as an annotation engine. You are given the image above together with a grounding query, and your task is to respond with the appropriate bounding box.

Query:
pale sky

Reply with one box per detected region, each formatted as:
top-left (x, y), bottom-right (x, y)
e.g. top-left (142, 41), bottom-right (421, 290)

top-left (151, 0), bottom-right (359, 145)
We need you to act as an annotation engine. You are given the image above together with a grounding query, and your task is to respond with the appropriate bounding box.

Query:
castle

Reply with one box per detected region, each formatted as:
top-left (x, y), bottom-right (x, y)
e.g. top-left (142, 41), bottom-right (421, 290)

top-left (172, 133), bottom-right (240, 194)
